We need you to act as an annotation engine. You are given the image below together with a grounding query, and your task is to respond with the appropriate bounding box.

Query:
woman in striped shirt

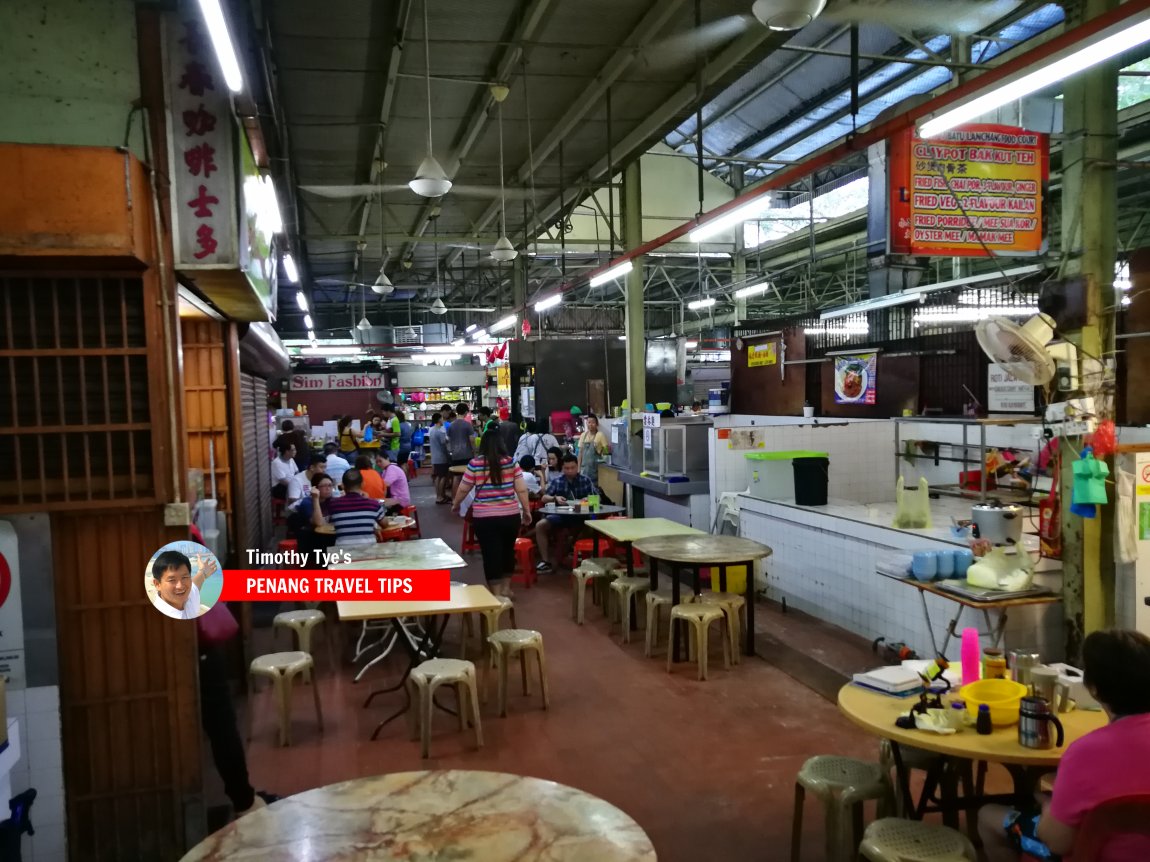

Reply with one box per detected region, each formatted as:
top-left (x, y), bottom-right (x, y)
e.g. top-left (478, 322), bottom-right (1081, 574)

top-left (452, 424), bottom-right (531, 597)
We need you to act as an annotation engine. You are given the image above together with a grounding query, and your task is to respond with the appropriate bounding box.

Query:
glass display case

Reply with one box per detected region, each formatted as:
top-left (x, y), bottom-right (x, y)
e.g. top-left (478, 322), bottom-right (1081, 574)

top-left (641, 417), bottom-right (711, 479)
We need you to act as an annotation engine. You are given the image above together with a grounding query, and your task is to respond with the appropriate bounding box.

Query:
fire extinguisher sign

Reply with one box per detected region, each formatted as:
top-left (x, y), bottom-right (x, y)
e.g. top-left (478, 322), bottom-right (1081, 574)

top-left (0, 521), bottom-right (26, 688)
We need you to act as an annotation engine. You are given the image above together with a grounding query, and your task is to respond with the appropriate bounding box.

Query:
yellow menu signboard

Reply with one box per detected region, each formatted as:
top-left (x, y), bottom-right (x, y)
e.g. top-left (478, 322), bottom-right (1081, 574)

top-left (748, 342), bottom-right (777, 367)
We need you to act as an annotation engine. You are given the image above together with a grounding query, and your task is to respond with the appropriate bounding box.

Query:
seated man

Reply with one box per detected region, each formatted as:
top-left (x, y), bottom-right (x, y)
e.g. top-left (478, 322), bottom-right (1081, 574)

top-left (287, 454), bottom-right (327, 511)
top-left (979, 629), bottom-right (1150, 861)
top-left (323, 442), bottom-right (351, 486)
top-left (355, 454), bottom-right (386, 500)
top-left (519, 455), bottom-right (541, 496)
top-left (534, 454), bottom-right (594, 573)
top-left (271, 442), bottom-right (296, 500)
top-left (316, 469), bottom-right (387, 547)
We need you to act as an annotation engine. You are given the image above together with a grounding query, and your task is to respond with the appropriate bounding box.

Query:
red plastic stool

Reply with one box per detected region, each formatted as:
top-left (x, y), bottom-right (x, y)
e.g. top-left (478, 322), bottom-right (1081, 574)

top-left (512, 538), bottom-right (537, 588)
top-left (401, 505), bottom-right (422, 539)
top-left (462, 515), bottom-right (481, 554)
top-left (271, 497), bottom-right (286, 526)
top-left (277, 539), bottom-right (298, 554)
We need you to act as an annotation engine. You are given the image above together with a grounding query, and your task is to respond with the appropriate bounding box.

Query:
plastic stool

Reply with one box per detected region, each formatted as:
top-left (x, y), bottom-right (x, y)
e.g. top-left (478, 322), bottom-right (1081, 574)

top-left (461, 515), bottom-right (480, 553)
top-left (570, 558), bottom-right (619, 624)
top-left (271, 498), bottom-right (286, 526)
top-left (401, 505), bottom-right (421, 539)
top-left (406, 658), bottom-right (483, 759)
top-left (859, 819), bottom-right (977, 862)
top-left (644, 588), bottom-right (677, 657)
top-left (272, 609), bottom-right (330, 682)
top-left (512, 538), bottom-right (537, 588)
top-left (487, 629), bottom-right (550, 716)
top-left (790, 755), bottom-right (891, 862)
top-left (277, 539), bottom-right (298, 554)
top-left (608, 576), bottom-right (651, 643)
top-left (247, 651), bottom-right (323, 747)
top-left (697, 592), bottom-right (747, 665)
top-left (666, 603), bottom-right (729, 681)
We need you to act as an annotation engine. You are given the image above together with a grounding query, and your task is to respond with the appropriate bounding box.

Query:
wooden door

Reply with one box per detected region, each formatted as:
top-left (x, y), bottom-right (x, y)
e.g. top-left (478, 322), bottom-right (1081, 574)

top-left (586, 379), bottom-right (606, 416)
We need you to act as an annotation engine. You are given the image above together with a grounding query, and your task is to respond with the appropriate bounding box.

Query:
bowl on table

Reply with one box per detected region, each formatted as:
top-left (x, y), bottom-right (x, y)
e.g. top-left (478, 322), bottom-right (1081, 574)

top-left (960, 678), bottom-right (1029, 726)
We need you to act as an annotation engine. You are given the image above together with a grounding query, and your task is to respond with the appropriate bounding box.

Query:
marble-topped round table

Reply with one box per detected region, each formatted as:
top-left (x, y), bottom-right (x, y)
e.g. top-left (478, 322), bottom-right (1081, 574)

top-left (632, 534), bottom-right (772, 659)
top-left (180, 770), bottom-right (657, 861)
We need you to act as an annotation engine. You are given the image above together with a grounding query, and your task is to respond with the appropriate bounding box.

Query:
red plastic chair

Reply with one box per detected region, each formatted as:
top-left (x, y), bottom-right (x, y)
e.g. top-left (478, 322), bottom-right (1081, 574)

top-left (277, 539), bottom-right (298, 554)
top-left (512, 538), bottom-right (537, 588)
top-left (1073, 794), bottom-right (1150, 859)
top-left (461, 513), bottom-right (481, 554)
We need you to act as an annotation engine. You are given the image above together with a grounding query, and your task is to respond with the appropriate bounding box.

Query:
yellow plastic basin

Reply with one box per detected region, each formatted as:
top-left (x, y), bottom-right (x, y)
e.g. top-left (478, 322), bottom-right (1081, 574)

top-left (960, 679), bottom-right (1028, 727)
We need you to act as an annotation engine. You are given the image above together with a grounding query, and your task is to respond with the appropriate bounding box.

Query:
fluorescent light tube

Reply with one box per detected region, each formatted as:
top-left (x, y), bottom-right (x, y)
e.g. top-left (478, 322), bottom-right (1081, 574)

top-left (424, 344), bottom-right (469, 354)
top-left (688, 197), bottom-right (772, 243)
top-left (303, 314), bottom-right (313, 330)
top-left (306, 329), bottom-right (315, 341)
top-left (465, 324), bottom-right (478, 333)
top-left (295, 291), bottom-right (308, 312)
top-left (488, 314), bottom-right (517, 333)
top-left (300, 347), bottom-right (364, 357)
top-left (685, 340), bottom-right (698, 348)
top-left (452, 338), bottom-right (465, 346)
top-left (734, 282), bottom-right (773, 299)
top-left (919, 12), bottom-right (1150, 137)
top-left (195, 0), bottom-right (244, 92)
top-left (534, 293), bottom-right (563, 312)
top-left (589, 260), bottom-right (633, 288)
top-left (471, 329), bottom-right (488, 342)
top-left (687, 297), bottom-right (716, 310)
top-left (617, 335), bottom-right (627, 340)
top-left (283, 254), bottom-right (300, 284)
top-left (820, 292), bottom-right (919, 320)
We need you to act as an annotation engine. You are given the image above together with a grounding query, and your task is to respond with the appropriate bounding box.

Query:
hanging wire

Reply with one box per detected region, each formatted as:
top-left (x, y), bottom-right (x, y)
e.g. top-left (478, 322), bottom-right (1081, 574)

top-left (423, 0), bottom-right (434, 156)
top-left (498, 101), bottom-right (508, 238)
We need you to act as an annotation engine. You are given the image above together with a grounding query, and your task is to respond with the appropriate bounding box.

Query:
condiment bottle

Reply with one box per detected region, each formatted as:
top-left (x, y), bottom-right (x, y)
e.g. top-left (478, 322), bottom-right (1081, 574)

top-left (976, 703), bottom-right (993, 735)
top-left (949, 701), bottom-right (966, 731)
top-left (983, 648), bottom-right (1007, 680)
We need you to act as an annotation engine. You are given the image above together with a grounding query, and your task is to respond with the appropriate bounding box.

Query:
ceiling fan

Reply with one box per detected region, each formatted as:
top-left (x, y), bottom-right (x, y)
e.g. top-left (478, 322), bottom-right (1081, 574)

top-left (647, 0), bottom-right (1017, 63)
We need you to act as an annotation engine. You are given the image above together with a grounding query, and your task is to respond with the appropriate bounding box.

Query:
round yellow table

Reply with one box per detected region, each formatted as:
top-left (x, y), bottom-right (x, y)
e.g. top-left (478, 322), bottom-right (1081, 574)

top-left (838, 683), bottom-right (1108, 823)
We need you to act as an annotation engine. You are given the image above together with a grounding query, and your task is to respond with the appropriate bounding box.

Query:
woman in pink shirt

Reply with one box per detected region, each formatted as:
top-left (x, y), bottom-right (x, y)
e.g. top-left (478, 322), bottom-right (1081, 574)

top-left (980, 629), bottom-right (1150, 861)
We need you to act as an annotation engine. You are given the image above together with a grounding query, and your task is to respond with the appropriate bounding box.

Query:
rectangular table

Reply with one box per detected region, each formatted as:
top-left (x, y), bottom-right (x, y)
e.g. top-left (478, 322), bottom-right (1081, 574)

top-left (586, 517), bottom-right (704, 578)
top-left (334, 537), bottom-right (467, 569)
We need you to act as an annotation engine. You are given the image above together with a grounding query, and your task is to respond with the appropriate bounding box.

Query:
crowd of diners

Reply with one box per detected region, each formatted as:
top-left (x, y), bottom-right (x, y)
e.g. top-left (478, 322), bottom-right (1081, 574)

top-left (269, 401), bottom-right (616, 593)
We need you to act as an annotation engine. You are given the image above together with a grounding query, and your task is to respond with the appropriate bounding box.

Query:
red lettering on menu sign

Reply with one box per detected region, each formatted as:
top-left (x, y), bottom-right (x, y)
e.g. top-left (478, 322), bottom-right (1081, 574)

top-left (182, 105), bottom-right (218, 138)
top-left (184, 142), bottom-right (218, 178)
top-left (187, 185), bottom-right (220, 218)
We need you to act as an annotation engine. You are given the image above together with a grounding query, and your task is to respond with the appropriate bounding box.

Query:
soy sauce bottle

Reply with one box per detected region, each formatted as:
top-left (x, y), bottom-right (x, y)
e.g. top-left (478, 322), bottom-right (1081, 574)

top-left (976, 703), bottom-right (993, 735)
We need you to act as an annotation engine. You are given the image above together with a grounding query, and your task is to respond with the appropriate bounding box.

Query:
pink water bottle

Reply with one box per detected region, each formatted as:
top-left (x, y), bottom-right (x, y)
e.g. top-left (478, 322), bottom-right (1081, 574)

top-left (961, 628), bottom-right (981, 686)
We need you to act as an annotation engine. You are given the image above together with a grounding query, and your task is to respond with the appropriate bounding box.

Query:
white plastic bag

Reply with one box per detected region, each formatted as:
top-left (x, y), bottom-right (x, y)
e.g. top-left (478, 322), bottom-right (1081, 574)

top-left (893, 476), bottom-right (932, 529)
top-left (1116, 467), bottom-right (1137, 564)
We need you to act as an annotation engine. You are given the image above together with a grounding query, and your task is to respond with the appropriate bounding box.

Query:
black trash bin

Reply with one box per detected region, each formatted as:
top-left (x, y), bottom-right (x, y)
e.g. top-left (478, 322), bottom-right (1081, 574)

top-left (792, 456), bottom-right (829, 506)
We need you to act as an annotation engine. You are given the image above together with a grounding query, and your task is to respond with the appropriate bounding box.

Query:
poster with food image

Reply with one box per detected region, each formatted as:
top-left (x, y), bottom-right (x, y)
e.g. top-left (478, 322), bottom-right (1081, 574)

top-left (834, 353), bottom-right (877, 405)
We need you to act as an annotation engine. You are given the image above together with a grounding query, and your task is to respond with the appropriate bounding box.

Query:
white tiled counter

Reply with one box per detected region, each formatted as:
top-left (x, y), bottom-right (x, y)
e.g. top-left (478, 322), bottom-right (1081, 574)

top-left (739, 494), bottom-right (1065, 661)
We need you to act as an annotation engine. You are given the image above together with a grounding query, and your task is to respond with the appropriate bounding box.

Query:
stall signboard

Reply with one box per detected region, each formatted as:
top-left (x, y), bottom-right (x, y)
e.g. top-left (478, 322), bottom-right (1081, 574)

top-left (291, 372), bottom-right (386, 391)
top-left (833, 353), bottom-right (877, 405)
top-left (164, 14), bottom-right (239, 268)
top-left (889, 123), bottom-right (1048, 258)
top-left (747, 342), bottom-right (777, 367)
top-left (987, 364), bottom-right (1035, 413)
top-left (495, 363), bottom-right (511, 398)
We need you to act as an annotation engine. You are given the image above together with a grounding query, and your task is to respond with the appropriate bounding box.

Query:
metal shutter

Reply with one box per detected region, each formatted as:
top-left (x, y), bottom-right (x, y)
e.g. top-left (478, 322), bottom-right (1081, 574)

top-left (240, 372), bottom-right (274, 553)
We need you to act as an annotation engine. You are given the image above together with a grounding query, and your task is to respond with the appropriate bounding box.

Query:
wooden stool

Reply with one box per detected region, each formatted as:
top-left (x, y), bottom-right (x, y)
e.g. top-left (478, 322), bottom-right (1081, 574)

top-left (608, 576), bottom-right (652, 643)
top-left (644, 588), bottom-right (678, 657)
top-left (666, 603), bottom-right (730, 681)
top-left (511, 538), bottom-right (537, 588)
top-left (487, 629), bottom-right (550, 717)
top-left (406, 658), bottom-right (483, 759)
top-left (790, 755), bottom-right (891, 862)
top-left (272, 609), bottom-right (330, 682)
top-left (247, 651), bottom-right (323, 747)
top-left (570, 558), bottom-right (618, 624)
top-left (697, 592), bottom-right (747, 664)
top-left (859, 819), bottom-right (977, 862)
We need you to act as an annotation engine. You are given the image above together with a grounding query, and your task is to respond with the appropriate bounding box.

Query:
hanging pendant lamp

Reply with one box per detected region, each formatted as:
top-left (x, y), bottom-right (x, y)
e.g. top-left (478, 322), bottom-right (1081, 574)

top-left (409, 1), bottom-right (452, 198)
top-left (490, 94), bottom-right (518, 262)
top-left (430, 297), bottom-right (447, 315)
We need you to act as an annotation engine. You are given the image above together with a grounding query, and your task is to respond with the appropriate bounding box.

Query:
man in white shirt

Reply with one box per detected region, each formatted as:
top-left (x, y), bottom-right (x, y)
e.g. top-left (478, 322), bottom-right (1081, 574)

top-left (150, 549), bottom-right (218, 620)
top-left (323, 443), bottom-right (351, 486)
top-left (271, 442), bottom-right (296, 499)
top-left (286, 454), bottom-right (327, 511)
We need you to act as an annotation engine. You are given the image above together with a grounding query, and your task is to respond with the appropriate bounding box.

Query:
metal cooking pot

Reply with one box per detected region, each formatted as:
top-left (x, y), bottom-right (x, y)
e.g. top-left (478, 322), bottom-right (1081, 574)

top-left (971, 501), bottom-right (1024, 545)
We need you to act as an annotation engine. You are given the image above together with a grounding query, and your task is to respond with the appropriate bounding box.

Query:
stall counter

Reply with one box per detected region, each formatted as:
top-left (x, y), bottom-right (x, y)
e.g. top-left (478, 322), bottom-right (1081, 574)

top-left (618, 470), bottom-right (711, 529)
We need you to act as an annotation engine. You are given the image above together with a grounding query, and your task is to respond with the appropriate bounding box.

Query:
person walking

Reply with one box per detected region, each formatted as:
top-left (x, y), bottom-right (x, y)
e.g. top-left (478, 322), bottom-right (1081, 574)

top-left (429, 411), bottom-right (452, 503)
top-left (451, 427), bottom-right (531, 597)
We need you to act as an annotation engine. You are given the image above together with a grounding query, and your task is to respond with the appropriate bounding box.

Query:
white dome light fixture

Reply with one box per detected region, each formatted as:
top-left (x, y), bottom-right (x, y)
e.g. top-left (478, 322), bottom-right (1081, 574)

top-left (371, 269), bottom-right (394, 295)
top-left (429, 298), bottom-right (447, 315)
top-left (490, 236), bottom-right (517, 263)
top-left (751, 0), bottom-right (827, 31)
top-left (409, 1), bottom-right (453, 198)
top-left (489, 89), bottom-right (518, 262)
top-left (356, 316), bottom-right (372, 331)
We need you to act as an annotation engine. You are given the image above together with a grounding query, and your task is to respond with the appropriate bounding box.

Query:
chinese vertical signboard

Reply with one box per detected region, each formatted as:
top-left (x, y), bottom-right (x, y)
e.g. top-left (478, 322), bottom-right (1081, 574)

top-left (833, 353), bottom-right (877, 405)
top-left (165, 13), bottom-right (238, 267)
top-left (889, 124), bottom-right (1048, 258)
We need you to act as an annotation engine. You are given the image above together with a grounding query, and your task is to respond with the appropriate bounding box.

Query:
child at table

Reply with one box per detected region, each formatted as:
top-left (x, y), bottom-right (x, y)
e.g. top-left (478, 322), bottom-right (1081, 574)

top-left (978, 629), bottom-right (1150, 861)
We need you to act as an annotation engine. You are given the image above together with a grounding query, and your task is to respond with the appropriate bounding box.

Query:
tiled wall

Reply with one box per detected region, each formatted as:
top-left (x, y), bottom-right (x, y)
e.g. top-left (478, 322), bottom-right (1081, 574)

top-left (708, 419), bottom-right (895, 523)
top-left (6, 686), bottom-right (66, 862)
top-left (740, 496), bottom-right (1065, 662)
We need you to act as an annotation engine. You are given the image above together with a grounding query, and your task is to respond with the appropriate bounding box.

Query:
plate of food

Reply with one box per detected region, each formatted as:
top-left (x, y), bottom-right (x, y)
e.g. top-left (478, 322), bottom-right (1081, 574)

top-left (835, 361), bottom-right (868, 403)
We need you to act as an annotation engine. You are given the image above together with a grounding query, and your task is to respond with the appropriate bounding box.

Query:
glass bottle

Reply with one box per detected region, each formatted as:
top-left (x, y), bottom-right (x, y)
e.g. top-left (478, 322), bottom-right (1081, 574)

top-left (976, 703), bottom-right (993, 735)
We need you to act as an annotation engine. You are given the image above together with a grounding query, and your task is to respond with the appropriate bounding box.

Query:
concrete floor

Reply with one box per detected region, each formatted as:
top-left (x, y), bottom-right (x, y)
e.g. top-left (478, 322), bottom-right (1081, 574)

top-left (232, 469), bottom-right (916, 861)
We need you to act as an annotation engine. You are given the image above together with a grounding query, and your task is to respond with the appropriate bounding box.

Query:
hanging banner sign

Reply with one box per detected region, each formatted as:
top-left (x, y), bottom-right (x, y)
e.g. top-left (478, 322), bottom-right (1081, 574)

top-left (164, 13), bottom-right (239, 268)
top-left (291, 372), bottom-right (386, 391)
top-left (747, 342), bottom-right (777, 367)
top-left (833, 353), bottom-right (877, 405)
top-left (495, 364), bottom-right (511, 398)
top-left (987, 364), bottom-right (1035, 413)
top-left (889, 124), bottom-right (1048, 258)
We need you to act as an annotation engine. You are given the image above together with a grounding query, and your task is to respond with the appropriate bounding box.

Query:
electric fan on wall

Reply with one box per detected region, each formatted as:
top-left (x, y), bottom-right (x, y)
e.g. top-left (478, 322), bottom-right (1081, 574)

top-left (975, 313), bottom-right (1078, 391)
